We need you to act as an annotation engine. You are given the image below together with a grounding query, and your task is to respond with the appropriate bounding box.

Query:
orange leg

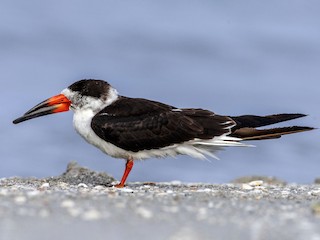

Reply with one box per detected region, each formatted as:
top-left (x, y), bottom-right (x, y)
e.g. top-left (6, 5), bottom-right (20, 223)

top-left (115, 158), bottom-right (134, 188)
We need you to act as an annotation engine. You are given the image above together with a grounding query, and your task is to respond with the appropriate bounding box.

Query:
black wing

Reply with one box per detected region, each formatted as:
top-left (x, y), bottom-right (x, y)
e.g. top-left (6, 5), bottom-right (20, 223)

top-left (91, 97), bottom-right (234, 152)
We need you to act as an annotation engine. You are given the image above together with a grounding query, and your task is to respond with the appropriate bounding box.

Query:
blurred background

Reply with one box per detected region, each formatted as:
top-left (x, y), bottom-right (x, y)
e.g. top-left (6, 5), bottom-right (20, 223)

top-left (1, 0), bottom-right (319, 184)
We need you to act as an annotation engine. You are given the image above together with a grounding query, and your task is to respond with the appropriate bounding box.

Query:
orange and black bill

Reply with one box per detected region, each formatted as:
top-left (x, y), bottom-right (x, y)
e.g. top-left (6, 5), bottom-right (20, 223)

top-left (13, 94), bottom-right (71, 124)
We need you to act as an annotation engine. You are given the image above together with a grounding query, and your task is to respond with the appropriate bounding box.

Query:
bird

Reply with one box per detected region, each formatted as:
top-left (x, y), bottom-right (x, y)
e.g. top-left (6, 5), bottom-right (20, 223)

top-left (13, 79), bottom-right (314, 187)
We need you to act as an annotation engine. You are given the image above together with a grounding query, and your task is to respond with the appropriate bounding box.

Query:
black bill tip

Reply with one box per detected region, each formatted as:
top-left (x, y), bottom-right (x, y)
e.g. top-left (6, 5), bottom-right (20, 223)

top-left (13, 118), bottom-right (23, 124)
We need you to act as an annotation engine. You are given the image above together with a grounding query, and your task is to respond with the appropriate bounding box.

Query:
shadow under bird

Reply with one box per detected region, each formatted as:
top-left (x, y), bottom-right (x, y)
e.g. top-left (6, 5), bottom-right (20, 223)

top-left (13, 79), bottom-right (314, 187)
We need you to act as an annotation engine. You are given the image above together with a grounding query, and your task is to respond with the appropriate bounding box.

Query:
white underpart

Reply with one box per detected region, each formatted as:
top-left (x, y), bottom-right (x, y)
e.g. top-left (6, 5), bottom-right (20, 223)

top-left (61, 87), bottom-right (250, 161)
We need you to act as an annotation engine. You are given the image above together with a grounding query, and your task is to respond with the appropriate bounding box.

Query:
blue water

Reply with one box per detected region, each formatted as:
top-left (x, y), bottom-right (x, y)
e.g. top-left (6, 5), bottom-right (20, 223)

top-left (1, 0), bottom-right (319, 183)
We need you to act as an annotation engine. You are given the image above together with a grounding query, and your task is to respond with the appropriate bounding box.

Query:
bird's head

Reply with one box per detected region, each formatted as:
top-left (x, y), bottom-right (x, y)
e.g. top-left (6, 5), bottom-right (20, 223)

top-left (13, 79), bottom-right (118, 124)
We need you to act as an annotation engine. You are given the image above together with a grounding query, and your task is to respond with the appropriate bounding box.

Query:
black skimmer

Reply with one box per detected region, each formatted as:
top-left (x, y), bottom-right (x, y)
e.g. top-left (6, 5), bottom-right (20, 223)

top-left (13, 79), bottom-right (314, 187)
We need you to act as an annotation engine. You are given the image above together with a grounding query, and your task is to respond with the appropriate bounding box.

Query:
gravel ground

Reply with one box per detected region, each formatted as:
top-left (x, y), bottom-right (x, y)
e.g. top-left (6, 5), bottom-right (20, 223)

top-left (0, 162), bottom-right (319, 240)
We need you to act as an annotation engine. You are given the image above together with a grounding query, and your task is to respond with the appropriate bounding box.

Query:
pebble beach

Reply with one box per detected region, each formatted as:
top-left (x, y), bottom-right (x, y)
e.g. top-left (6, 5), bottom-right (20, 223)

top-left (0, 162), bottom-right (319, 240)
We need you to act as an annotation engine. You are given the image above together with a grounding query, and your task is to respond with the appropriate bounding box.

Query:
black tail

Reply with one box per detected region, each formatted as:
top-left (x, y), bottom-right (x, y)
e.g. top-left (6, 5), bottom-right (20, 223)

top-left (230, 113), bottom-right (314, 140)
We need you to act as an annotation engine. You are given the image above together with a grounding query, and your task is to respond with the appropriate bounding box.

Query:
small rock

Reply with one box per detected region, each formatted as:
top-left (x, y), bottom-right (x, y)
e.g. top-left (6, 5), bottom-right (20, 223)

top-left (39, 182), bottom-right (50, 190)
top-left (232, 176), bottom-right (286, 185)
top-left (308, 189), bottom-right (320, 196)
top-left (196, 188), bottom-right (212, 192)
top-left (61, 199), bottom-right (76, 208)
top-left (139, 185), bottom-right (151, 190)
top-left (14, 196), bottom-right (27, 205)
top-left (116, 187), bottom-right (134, 193)
top-left (82, 209), bottom-right (102, 221)
top-left (93, 185), bottom-right (106, 190)
top-left (57, 161), bottom-right (115, 186)
top-left (77, 183), bottom-right (88, 188)
top-left (135, 207), bottom-right (153, 219)
top-left (249, 180), bottom-right (264, 187)
top-left (242, 184), bottom-right (254, 190)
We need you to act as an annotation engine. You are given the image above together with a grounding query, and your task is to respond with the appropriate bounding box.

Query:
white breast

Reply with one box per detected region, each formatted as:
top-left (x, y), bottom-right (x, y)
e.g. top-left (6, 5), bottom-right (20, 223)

top-left (73, 108), bottom-right (132, 159)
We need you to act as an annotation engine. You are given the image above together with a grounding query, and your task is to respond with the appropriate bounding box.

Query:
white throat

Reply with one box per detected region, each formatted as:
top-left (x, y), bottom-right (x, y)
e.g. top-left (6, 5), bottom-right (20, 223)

top-left (61, 87), bottom-right (119, 150)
